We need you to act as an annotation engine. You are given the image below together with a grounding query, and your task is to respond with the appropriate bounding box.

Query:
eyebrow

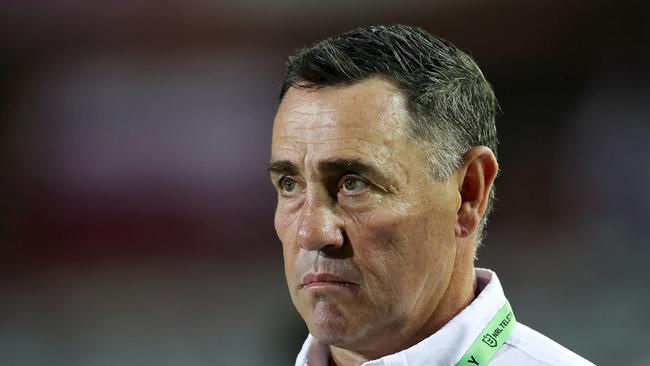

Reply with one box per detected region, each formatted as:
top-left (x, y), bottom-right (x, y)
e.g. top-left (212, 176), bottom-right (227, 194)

top-left (268, 157), bottom-right (390, 183)
top-left (318, 158), bottom-right (386, 180)
top-left (268, 160), bottom-right (299, 176)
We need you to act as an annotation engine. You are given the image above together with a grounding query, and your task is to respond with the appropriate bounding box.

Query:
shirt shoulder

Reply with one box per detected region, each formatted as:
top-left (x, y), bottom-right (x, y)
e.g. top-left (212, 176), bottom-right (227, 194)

top-left (490, 322), bottom-right (596, 366)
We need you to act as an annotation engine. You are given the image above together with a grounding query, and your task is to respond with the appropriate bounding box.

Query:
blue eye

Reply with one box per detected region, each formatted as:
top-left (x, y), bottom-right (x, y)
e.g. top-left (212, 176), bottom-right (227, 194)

top-left (341, 176), bottom-right (369, 194)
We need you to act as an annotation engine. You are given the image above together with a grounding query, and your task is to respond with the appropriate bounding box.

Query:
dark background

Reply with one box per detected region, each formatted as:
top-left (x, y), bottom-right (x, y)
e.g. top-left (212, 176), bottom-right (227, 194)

top-left (1, 1), bottom-right (648, 365)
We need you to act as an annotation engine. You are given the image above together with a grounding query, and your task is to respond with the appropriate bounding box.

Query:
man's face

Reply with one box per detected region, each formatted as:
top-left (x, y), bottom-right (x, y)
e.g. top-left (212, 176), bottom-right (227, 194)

top-left (270, 78), bottom-right (461, 350)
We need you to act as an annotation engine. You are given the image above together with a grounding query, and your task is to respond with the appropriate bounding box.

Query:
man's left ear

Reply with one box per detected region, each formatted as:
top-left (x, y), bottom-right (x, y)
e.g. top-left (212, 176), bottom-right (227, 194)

top-left (455, 146), bottom-right (498, 238)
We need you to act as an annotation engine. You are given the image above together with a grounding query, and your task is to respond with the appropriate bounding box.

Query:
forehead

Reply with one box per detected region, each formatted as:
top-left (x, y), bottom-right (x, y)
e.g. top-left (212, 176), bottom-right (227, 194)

top-left (272, 78), bottom-right (415, 168)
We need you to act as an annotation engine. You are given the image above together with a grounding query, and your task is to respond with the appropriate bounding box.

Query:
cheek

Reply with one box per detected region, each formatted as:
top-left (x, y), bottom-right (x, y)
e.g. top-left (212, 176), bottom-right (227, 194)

top-left (275, 209), bottom-right (300, 281)
top-left (274, 202), bottom-right (301, 248)
top-left (349, 208), bottom-right (456, 294)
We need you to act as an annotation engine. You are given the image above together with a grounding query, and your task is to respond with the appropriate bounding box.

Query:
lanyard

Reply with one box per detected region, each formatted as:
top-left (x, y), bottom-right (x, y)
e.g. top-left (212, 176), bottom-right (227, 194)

top-left (455, 301), bottom-right (515, 366)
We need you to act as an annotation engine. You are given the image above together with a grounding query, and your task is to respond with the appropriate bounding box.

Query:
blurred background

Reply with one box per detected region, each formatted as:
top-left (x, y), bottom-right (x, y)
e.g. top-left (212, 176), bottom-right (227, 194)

top-left (1, 1), bottom-right (648, 365)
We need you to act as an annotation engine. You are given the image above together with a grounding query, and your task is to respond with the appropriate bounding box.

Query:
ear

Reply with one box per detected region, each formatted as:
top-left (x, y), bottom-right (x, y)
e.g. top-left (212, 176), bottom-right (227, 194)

top-left (455, 147), bottom-right (498, 238)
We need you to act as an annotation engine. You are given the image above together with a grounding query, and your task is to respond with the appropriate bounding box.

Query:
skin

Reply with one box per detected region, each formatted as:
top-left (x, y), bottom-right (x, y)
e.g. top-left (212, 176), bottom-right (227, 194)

top-left (270, 78), bottom-right (498, 366)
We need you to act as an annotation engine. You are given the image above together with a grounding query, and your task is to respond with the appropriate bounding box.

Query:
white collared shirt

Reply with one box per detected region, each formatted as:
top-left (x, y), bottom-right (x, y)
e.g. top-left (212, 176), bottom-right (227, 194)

top-left (295, 268), bottom-right (595, 366)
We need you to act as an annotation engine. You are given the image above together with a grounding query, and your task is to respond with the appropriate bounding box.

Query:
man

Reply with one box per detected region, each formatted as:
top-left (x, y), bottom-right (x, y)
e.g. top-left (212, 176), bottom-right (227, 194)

top-left (269, 25), bottom-right (594, 366)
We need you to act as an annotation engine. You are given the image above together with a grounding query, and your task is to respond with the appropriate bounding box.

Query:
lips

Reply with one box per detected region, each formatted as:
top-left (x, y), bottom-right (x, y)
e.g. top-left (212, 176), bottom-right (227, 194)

top-left (301, 273), bottom-right (356, 289)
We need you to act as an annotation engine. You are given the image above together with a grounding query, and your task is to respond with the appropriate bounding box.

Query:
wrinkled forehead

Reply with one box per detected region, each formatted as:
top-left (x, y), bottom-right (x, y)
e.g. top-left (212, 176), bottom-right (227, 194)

top-left (272, 79), bottom-right (410, 153)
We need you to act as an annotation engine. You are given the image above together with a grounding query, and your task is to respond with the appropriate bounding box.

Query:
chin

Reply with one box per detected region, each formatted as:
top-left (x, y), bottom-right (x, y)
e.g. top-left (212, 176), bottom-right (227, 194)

top-left (310, 325), bottom-right (357, 347)
top-left (310, 321), bottom-right (380, 353)
top-left (305, 302), bottom-right (358, 346)
top-left (307, 311), bottom-right (381, 351)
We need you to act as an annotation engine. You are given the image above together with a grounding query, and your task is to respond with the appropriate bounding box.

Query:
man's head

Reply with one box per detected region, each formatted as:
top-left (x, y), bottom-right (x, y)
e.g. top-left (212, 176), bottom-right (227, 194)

top-left (280, 25), bottom-right (498, 241)
top-left (270, 25), bottom-right (498, 361)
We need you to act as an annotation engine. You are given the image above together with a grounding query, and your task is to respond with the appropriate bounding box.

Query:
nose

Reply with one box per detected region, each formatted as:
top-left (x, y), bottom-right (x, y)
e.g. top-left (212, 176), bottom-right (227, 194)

top-left (296, 197), bottom-right (344, 252)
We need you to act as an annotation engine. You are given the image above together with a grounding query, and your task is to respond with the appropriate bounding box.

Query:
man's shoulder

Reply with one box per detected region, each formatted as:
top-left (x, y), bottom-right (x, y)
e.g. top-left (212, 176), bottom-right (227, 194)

top-left (491, 322), bottom-right (595, 366)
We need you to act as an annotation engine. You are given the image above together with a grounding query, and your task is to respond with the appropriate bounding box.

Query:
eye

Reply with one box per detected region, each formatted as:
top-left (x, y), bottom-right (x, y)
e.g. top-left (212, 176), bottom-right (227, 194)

top-left (279, 176), bottom-right (302, 196)
top-left (340, 175), bottom-right (369, 195)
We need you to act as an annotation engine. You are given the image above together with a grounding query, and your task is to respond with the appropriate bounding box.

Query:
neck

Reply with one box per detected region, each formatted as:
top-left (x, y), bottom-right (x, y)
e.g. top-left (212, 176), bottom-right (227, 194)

top-left (329, 259), bottom-right (477, 366)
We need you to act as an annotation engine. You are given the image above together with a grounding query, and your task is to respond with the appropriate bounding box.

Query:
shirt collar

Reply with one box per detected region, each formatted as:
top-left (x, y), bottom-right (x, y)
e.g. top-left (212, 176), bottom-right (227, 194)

top-left (294, 268), bottom-right (509, 366)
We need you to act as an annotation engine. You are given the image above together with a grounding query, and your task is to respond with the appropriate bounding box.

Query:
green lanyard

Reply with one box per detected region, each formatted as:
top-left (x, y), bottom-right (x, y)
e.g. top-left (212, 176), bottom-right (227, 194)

top-left (455, 301), bottom-right (516, 366)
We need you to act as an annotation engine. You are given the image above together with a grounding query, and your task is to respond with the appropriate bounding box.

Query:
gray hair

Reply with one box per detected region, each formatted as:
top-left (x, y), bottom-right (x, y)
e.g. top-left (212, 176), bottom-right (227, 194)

top-left (279, 24), bottom-right (498, 245)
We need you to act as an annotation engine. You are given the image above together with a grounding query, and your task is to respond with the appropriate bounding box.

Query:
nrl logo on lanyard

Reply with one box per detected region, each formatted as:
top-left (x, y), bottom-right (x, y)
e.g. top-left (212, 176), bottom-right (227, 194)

top-left (482, 334), bottom-right (498, 348)
top-left (481, 309), bottom-right (513, 348)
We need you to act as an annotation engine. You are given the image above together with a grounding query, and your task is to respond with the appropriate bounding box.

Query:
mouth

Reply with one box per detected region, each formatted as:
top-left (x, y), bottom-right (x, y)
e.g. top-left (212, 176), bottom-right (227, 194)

top-left (300, 273), bottom-right (357, 289)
